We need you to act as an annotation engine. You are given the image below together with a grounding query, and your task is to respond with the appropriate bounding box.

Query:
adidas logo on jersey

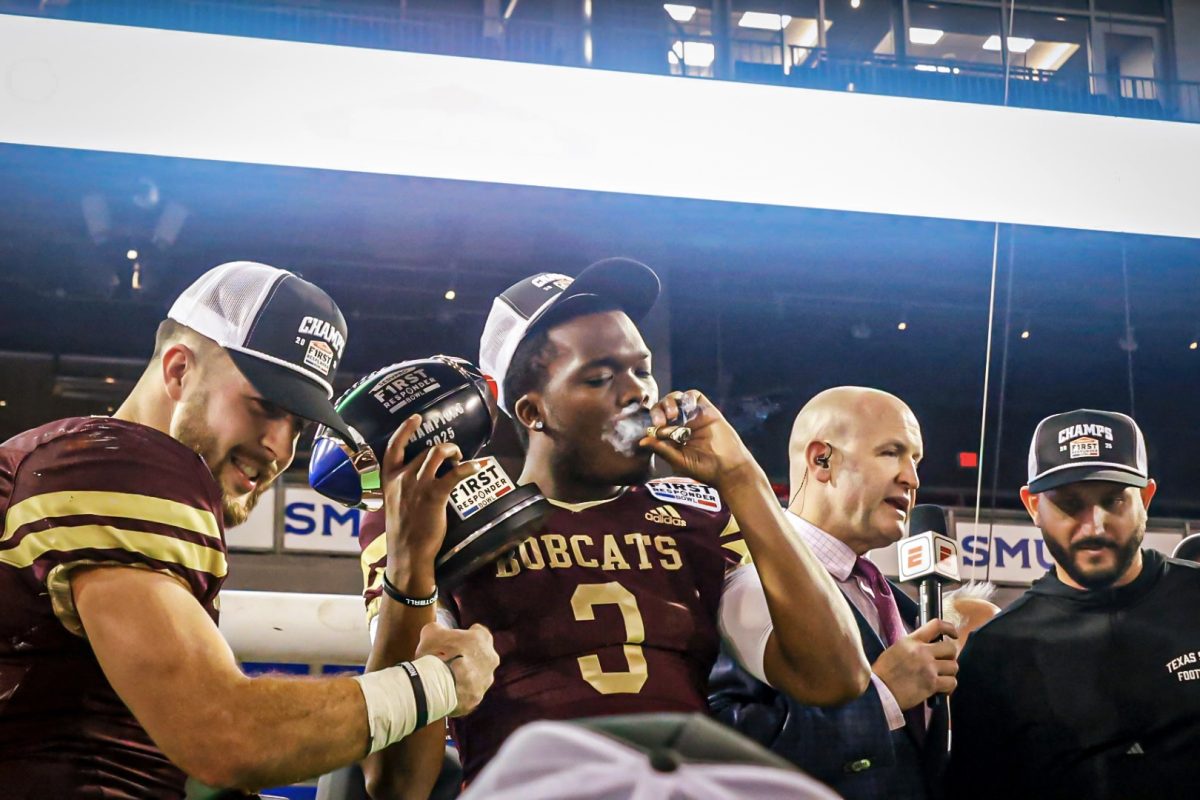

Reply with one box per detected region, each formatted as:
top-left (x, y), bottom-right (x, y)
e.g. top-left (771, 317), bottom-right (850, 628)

top-left (645, 505), bottom-right (686, 527)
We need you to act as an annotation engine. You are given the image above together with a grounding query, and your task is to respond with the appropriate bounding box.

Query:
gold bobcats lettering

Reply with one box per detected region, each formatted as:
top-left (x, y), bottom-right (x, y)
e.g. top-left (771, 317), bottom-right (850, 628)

top-left (570, 535), bottom-right (600, 568)
top-left (601, 535), bottom-right (631, 571)
top-left (518, 538), bottom-right (545, 570)
top-left (494, 531), bottom-right (686, 577)
top-left (654, 535), bottom-right (682, 570)
top-left (494, 551), bottom-right (521, 577)
top-left (543, 534), bottom-right (572, 568)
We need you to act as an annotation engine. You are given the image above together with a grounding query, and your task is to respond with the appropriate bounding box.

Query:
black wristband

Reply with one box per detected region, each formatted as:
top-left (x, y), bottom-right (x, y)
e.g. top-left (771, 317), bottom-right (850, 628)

top-left (382, 574), bottom-right (438, 607)
top-left (399, 661), bottom-right (429, 731)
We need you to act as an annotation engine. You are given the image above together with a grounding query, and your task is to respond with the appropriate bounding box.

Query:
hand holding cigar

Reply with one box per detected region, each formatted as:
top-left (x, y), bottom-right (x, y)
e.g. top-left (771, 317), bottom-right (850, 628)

top-left (646, 393), bottom-right (698, 446)
top-left (645, 424), bottom-right (692, 445)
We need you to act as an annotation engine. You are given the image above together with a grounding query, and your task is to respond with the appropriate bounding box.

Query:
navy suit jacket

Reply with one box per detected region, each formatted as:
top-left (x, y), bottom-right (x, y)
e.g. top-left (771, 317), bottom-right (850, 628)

top-left (709, 581), bottom-right (949, 800)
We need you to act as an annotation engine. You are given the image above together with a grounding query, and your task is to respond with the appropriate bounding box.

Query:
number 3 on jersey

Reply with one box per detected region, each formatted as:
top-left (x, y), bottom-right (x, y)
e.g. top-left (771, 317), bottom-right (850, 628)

top-left (571, 582), bottom-right (648, 694)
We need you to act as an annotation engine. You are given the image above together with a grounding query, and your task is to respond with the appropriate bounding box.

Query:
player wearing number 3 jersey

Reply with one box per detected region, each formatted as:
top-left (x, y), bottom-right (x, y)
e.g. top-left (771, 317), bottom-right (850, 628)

top-left (360, 479), bottom-right (745, 777)
top-left (359, 259), bottom-right (870, 795)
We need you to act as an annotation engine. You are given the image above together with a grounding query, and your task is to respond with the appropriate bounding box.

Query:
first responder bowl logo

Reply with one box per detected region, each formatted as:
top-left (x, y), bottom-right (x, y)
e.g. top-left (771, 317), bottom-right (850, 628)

top-left (448, 457), bottom-right (516, 520)
top-left (1070, 436), bottom-right (1100, 460)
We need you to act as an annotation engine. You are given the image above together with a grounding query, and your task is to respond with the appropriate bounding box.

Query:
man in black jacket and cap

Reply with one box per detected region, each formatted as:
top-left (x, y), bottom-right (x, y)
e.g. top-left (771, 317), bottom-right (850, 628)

top-left (946, 409), bottom-right (1200, 800)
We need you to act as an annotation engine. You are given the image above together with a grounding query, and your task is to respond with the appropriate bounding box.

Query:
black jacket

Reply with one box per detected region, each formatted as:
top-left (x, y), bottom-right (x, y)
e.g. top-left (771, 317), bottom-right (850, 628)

top-left (710, 580), bottom-right (948, 800)
top-left (946, 549), bottom-right (1200, 799)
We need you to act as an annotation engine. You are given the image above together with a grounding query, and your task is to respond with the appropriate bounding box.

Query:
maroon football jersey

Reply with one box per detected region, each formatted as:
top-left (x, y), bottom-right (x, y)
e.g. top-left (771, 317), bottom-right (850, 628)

top-left (0, 417), bottom-right (228, 799)
top-left (359, 478), bottom-right (748, 780)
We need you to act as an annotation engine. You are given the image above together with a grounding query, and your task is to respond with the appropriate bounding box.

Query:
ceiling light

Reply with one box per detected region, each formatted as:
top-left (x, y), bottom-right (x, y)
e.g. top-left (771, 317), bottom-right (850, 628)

top-left (1020, 329), bottom-right (1030, 340)
top-left (126, 249), bottom-right (138, 260)
top-left (0, 400), bottom-right (6, 407)
top-left (914, 63), bottom-right (938, 72)
top-left (104, 376), bottom-right (116, 384)
top-left (669, 40), bottom-right (716, 68)
top-left (1055, 16), bottom-right (1067, 21)
top-left (1190, 340), bottom-right (1198, 350)
top-left (983, 35), bottom-right (1036, 54)
top-left (908, 27), bottom-right (944, 46)
top-left (738, 12), bottom-right (792, 30)
top-left (851, 0), bottom-right (861, 7)
top-left (663, 4), bottom-right (696, 23)
top-left (897, 321), bottom-right (908, 331)
top-left (444, 289), bottom-right (457, 301)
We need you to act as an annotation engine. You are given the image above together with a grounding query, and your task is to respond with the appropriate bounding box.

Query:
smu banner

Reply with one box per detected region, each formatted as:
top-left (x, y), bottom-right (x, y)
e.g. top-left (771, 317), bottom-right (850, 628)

top-left (871, 520), bottom-right (1183, 586)
top-left (283, 487), bottom-right (364, 554)
top-left (223, 486), bottom-right (365, 554)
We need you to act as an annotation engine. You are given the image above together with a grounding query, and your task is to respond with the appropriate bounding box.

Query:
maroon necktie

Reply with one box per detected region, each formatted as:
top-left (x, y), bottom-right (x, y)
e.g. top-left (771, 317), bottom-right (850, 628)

top-left (852, 556), bottom-right (907, 647)
top-left (852, 556), bottom-right (927, 739)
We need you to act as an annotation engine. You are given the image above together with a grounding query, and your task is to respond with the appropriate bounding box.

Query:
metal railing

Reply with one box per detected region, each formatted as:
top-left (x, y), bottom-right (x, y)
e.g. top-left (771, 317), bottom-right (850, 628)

top-left (4, 0), bottom-right (1197, 123)
top-left (775, 47), bottom-right (1200, 123)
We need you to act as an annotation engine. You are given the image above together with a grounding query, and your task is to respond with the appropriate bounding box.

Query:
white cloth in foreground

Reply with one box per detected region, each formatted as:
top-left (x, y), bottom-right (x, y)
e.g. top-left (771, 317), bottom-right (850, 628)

top-left (462, 720), bottom-right (841, 800)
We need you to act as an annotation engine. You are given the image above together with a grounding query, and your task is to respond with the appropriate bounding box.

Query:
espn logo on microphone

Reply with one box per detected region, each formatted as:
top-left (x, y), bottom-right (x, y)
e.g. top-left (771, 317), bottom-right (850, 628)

top-left (897, 532), bottom-right (961, 583)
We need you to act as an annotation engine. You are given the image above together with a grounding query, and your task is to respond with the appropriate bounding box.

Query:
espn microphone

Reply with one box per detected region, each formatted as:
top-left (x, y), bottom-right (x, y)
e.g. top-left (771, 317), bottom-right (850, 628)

top-left (897, 504), bottom-right (960, 707)
top-left (1173, 533), bottom-right (1200, 563)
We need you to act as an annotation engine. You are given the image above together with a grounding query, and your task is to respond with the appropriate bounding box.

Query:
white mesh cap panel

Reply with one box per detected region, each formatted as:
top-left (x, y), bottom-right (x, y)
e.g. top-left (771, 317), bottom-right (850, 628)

top-left (1113, 410), bottom-right (1149, 474)
top-left (167, 261), bottom-right (283, 347)
top-left (1027, 416), bottom-right (1045, 483)
top-left (478, 297), bottom-right (528, 415)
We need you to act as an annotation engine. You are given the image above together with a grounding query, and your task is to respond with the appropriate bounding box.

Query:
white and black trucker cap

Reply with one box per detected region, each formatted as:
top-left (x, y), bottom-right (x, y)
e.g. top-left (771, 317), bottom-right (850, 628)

top-left (1027, 408), bottom-right (1149, 493)
top-left (168, 261), bottom-right (354, 442)
top-left (479, 257), bottom-right (660, 415)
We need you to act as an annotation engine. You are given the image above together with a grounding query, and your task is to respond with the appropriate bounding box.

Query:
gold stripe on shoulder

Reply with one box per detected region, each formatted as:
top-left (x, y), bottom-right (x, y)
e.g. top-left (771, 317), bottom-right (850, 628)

top-left (720, 515), bottom-right (741, 537)
top-left (3, 491), bottom-right (220, 543)
top-left (0, 524), bottom-right (227, 577)
top-left (722, 539), bottom-right (752, 565)
top-left (45, 561), bottom-right (194, 638)
top-left (361, 529), bottom-right (388, 569)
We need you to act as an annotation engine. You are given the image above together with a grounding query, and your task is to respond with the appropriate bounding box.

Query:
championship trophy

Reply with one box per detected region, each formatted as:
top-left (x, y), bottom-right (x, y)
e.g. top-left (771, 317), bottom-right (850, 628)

top-left (308, 356), bottom-right (548, 588)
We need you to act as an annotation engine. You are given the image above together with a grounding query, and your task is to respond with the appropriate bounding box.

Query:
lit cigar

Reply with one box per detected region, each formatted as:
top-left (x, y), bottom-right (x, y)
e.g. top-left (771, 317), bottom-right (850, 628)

top-left (645, 425), bottom-right (692, 445)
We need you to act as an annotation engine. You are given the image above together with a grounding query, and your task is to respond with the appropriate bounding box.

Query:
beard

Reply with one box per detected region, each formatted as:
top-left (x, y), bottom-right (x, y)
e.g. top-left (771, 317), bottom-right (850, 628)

top-left (172, 392), bottom-right (274, 528)
top-left (1043, 518), bottom-right (1145, 590)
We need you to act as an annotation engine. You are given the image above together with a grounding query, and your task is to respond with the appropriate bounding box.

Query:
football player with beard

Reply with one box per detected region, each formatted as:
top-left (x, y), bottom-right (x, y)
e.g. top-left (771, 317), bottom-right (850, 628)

top-left (947, 409), bottom-right (1200, 799)
top-left (358, 258), bottom-right (871, 798)
top-left (0, 262), bottom-right (498, 799)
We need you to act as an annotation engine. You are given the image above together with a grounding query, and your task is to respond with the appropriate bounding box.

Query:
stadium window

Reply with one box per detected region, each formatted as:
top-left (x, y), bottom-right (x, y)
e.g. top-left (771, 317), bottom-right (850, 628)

top-left (901, 3), bottom-right (1004, 68)
top-left (730, 0), bottom-right (822, 72)
top-left (1006, 12), bottom-right (1089, 76)
top-left (1014, 0), bottom-right (1088, 11)
top-left (1094, 0), bottom-right (1165, 17)
top-left (823, 0), bottom-right (898, 59)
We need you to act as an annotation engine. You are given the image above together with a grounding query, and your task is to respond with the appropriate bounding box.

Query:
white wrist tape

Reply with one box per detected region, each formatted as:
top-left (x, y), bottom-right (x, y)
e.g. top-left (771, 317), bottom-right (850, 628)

top-left (354, 654), bottom-right (459, 754)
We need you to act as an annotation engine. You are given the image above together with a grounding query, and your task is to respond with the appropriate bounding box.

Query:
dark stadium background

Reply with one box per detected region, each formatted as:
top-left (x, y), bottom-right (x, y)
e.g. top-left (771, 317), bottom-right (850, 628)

top-left (2, 144), bottom-right (1197, 518)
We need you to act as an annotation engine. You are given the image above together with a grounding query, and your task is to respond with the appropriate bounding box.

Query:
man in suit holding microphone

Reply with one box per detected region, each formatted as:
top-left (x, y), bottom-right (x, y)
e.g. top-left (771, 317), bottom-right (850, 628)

top-left (710, 386), bottom-right (959, 800)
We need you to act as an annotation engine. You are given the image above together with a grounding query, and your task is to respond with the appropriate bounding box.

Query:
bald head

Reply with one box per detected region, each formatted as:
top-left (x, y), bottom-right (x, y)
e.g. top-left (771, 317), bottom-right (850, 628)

top-left (789, 387), bottom-right (915, 485)
top-left (788, 386), bottom-right (923, 554)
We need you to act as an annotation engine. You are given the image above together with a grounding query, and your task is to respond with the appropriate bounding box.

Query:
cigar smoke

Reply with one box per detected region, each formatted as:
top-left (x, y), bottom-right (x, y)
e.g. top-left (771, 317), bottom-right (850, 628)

top-left (603, 405), bottom-right (652, 457)
top-left (602, 396), bottom-right (698, 457)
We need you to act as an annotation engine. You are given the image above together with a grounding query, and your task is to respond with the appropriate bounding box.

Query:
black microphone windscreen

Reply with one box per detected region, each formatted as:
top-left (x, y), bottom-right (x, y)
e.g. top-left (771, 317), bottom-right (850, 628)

top-left (908, 504), bottom-right (950, 539)
top-left (1173, 533), bottom-right (1200, 563)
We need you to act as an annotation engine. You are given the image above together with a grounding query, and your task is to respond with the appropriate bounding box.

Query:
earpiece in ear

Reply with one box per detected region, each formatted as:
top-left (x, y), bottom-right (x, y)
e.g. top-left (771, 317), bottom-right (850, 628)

top-left (815, 446), bottom-right (832, 469)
